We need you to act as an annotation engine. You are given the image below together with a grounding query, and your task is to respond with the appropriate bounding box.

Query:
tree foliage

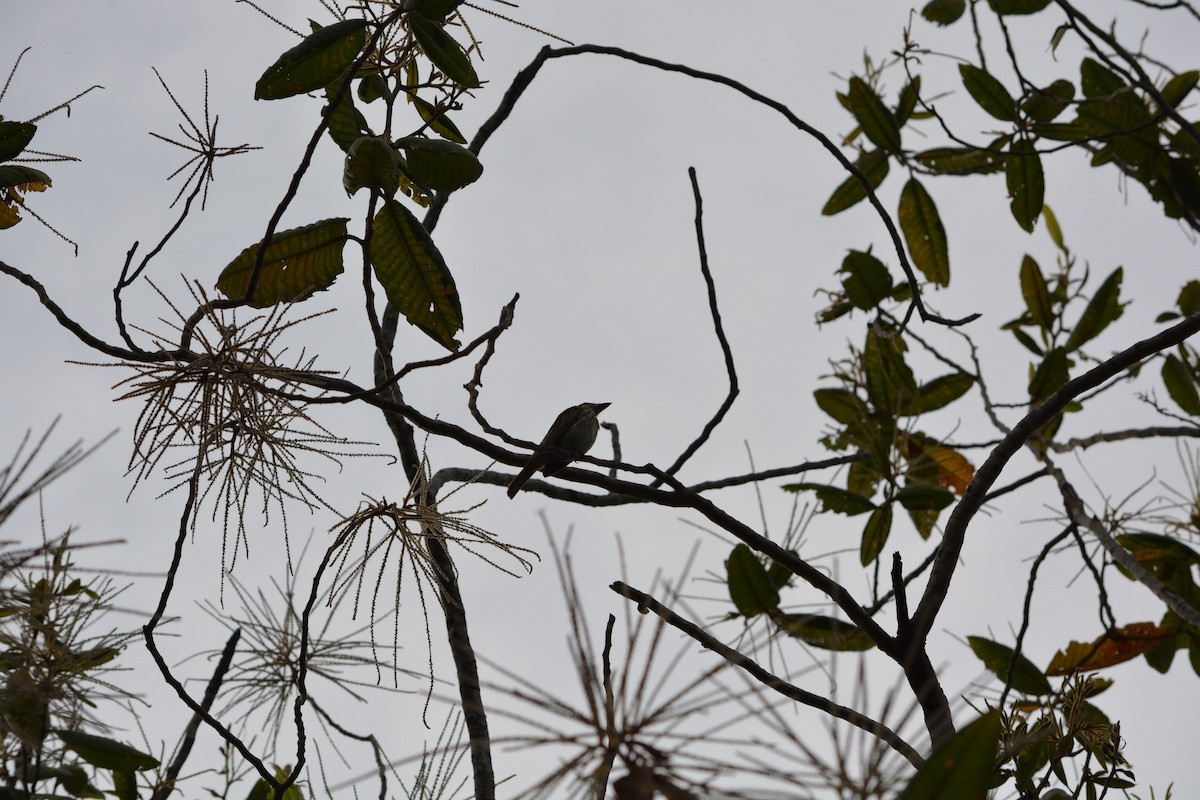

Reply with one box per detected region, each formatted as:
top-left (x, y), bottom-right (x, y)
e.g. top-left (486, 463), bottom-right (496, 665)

top-left (2, 2), bottom-right (1199, 799)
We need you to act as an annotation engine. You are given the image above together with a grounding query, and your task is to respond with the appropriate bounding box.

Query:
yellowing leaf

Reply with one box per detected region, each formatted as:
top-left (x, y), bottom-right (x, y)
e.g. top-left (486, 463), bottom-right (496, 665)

top-left (1046, 622), bottom-right (1178, 675)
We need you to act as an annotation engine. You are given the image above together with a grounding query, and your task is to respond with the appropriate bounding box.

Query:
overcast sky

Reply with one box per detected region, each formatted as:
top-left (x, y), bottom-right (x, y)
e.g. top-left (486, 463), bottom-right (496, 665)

top-left (3, 1), bottom-right (1199, 797)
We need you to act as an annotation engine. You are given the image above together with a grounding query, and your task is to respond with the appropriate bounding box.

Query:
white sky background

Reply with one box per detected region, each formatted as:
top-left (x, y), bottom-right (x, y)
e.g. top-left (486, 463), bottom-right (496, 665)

top-left (3, 1), bottom-right (1199, 797)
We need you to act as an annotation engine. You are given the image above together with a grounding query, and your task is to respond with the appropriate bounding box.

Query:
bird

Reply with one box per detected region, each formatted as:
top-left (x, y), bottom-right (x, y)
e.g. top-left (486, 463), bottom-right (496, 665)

top-left (507, 402), bottom-right (611, 498)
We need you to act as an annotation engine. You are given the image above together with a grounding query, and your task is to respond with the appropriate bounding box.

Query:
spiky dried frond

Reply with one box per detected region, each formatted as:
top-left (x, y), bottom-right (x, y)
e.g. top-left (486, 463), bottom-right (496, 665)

top-left (195, 563), bottom-right (419, 750)
top-left (325, 450), bottom-right (537, 690)
top-left (94, 281), bottom-right (379, 575)
top-left (472, 529), bottom-right (773, 800)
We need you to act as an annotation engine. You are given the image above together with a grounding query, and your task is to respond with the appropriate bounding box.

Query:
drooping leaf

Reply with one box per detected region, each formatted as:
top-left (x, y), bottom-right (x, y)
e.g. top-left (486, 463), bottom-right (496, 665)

top-left (959, 63), bottom-right (1016, 122)
top-left (408, 13), bottom-right (480, 89)
top-left (343, 136), bottom-right (402, 196)
top-left (396, 136), bottom-right (483, 191)
top-left (0, 121), bottom-right (37, 162)
top-left (813, 388), bottom-right (870, 425)
top-left (412, 94), bottom-right (468, 144)
top-left (988, 0), bottom-right (1052, 13)
top-left (356, 72), bottom-right (389, 104)
top-left (370, 199), bottom-right (463, 350)
top-left (897, 710), bottom-right (1002, 800)
top-left (863, 327), bottom-right (918, 414)
top-left (1046, 622), bottom-right (1178, 675)
top-left (1162, 354), bottom-right (1200, 415)
top-left (839, 249), bottom-right (893, 309)
top-left (822, 150), bottom-right (890, 215)
top-left (904, 373), bottom-right (974, 416)
top-left (1160, 70), bottom-right (1199, 110)
top-left (1020, 255), bottom-right (1054, 330)
top-left (1006, 138), bottom-right (1044, 232)
top-left (56, 730), bottom-right (160, 771)
top-left (255, 19), bottom-right (369, 100)
top-left (848, 77), bottom-right (902, 154)
top-left (1065, 267), bottom-right (1124, 351)
top-left (780, 482), bottom-right (876, 516)
top-left (0, 164), bottom-right (52, 189)
top-left (725, 544), bottom-right (780, 618)
top-left (409, 0), bottom-right (466, 19)
top-left (1021, 79), bottom-right (1075, 123)
top-left (896, 76), bottom-right (922, 125)
top-left (921, 0), bottom-right (966, 25)
top-left (323, 74), bottom-right (370, 152)
top-left (216, 218), bottom-right (349, 307)
top-left (914, 146), bottom-right (1005, 176)
top-left (1042, 204), bottom-right (1067, 252)
top-left (771, 612), bottom-right (875, 651)
top-left (968, 636), bottom-right (1053, 695)
top-left (860, 505), bottom-right (893, 566)
top-left (898, 178), bottom-right (950, 286)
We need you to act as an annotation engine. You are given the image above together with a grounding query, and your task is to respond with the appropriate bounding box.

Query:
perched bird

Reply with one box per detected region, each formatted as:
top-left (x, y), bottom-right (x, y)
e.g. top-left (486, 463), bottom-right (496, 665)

top-left (507, 402), bottom-right (611, 498)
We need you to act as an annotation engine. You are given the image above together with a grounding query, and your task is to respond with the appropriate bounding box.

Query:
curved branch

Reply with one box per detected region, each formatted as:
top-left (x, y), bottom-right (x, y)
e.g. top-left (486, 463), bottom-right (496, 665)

top-left (913, 311), bottom-right (1200, 641)
top-left (610, 581), bottom-right (924, 769)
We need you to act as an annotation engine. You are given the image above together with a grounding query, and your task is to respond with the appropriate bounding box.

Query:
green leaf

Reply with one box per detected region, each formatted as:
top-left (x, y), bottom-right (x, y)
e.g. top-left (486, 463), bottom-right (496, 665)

top-left (959, 63), bottom-right (1016, 122)
top-left (988, 0), bottom-right (1051, 13)
top-left (1160, 70), bottom-right (1199, 110)
top-left (1042, 204), bottom-right (1067, 252)
top-left (1177, 280), bottom-right (1200, 316)
top-left (863, 327), bottom-right (918, 414)
top-left (409, 0), bottom-right (465, 19)
top-left (1080, 57), bottom-right (1126, 98)
top-left (906, 373), bottom-right (974, 415)
top-left (1011, 326), bottom-right (1045, 356)
top-left (914, 146), bottom-right (1004, 176)
top-left (408, 14), bottom-right (480, 89)
top-left (370, 199), bottom-right (463, 350)
top-left (771, 612), bottom-right (876, 651)
top-left (860, 505), bottom-right (893, 566)
top-left (896, 484), bottom-right (955, 511)
top-left (839, 249), bottom-right (893, 309)
top-left (343, 136), bottom-right (402, 196)
top-left (898, 710), bottom-right (1002, 800)
top-left (781, 482), bottom-right (876, 516)
top-left (822, 150), bottom-right (890, 215)
top-left (113, 769), bottom-right (137, 800)
top-left (56, 730), bottom-right (159, 771)
top-left (899, 178), bottom-right (950, 286)
top-left (1006, 138), bottom-right (1043, 232)
top-left (968, 636), bottom-right (1053, 695)
top-left (1029, 347), bottom-right (1070, 403)
top-left (0, 164), bottom-right (52, 188)
top-left (1065, 267), bottom-right (1124, 352)
top-left (1020, 255), bottom-right (1054, 330)
top-left (323, 74), bottom-right (370, 152)
top-left (255, 19), bottom-right (369, 100)
top-left (848, 77), bottom-right (902, 154)
top-left (1021, 79), bottom-right (1075, 123)
top-left (412, 95), bottom-right (468, 144)
top-left (725, 544), bottom-right (780, 618)
top-left (813, 388), bottom-right (870, 425)
top-left (896, 76), bottom-right (922, 125)
top-left (396, 136), bottom-right (483, 191)
top-left (0, 121), bottom-right (37, 162)
top-left (216, 219), bottom-right (349, 307)
top-left (356, 73), bottom-right (389, 104)
top-left (921, 0), bottom-right (966, 25)
top-left (1162, 354), bottom-right (1200, 415)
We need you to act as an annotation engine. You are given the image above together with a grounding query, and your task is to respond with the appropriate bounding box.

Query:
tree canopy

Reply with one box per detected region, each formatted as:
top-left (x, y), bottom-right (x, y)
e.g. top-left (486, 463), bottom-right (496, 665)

top-left (2, 1), bottom-right (1199, 798)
